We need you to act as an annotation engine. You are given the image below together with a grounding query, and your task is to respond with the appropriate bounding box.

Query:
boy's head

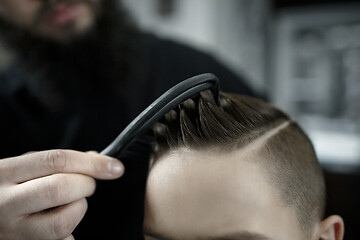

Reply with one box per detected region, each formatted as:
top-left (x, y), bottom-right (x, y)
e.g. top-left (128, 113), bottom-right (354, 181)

top-left (143, 91), bottom-right (344, 240)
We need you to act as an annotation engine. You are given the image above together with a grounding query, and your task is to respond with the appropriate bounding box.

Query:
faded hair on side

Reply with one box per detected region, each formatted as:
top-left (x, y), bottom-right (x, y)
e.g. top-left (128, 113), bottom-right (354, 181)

top-left (152, 90), bottom-right (326, 235)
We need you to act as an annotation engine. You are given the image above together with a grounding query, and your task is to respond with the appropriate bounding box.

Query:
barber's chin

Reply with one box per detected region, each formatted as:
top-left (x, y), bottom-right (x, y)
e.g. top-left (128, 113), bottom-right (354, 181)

top-left (37, 23), bottom-right (93, 43)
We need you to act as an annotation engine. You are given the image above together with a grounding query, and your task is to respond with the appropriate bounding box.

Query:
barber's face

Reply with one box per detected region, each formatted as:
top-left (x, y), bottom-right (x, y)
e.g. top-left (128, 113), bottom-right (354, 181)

top-left (0, 0), bottom-right (101, 41)
top-left (143, 148), bottom-right (307, 240)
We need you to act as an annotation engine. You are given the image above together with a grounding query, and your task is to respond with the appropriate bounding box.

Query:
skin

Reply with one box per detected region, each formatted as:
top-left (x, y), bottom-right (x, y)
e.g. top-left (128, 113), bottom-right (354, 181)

top-left (0, 1), bottom-right (123, 239)
top-left (0, 150), bottom-right (124, 240)
top-left (0, 0), bottom-right (101, 42)
top-left (143, 147), bottom-right (344, 240)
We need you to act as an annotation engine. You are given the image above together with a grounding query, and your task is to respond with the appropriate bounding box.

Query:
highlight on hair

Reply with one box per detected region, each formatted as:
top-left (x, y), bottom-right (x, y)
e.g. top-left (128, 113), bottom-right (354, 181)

top-left (152, 90), bottom-right (325, 235)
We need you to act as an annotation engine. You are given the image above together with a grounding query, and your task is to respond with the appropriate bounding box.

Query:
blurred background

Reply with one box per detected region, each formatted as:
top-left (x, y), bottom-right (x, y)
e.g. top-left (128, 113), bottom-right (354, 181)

top-left (0, 0), bottom-right (359, 238)
top-left (121, 0), bottom-right (360, 238)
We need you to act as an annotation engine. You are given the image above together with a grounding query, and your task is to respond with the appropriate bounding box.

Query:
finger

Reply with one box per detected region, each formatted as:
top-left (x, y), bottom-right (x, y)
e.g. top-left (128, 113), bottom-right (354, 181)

top-left (20, 198), bottom-right (88, 240)
top-left (11, 173), bottom-right (95, 215)
top-left (21, 151), bottom-right (37, 155)
top-left (86, 151), bottom-right (99, 154)
top-left (1, 149), bottom-right (124, 183)
top-left (62, 235), bottom-right (75, 240)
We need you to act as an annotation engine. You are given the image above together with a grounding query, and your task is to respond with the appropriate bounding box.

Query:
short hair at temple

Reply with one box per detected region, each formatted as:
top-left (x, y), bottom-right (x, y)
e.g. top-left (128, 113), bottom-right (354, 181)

top-left (151, 90), bottom-right (326, 235)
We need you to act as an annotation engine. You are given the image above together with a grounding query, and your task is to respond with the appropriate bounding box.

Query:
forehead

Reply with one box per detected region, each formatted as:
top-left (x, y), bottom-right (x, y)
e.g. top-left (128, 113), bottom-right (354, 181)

top-left (144, 148), bottom-right (303, 240)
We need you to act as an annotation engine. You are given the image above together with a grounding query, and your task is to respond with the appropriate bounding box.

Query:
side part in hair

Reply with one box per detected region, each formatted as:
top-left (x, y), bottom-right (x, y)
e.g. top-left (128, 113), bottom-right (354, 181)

top-left (152, 90), bottom-right (326, 235)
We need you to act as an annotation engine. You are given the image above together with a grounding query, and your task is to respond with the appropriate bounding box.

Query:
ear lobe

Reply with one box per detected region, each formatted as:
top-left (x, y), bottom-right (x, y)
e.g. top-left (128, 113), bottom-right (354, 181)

top-left (317, 215), bottom-right (344, 240)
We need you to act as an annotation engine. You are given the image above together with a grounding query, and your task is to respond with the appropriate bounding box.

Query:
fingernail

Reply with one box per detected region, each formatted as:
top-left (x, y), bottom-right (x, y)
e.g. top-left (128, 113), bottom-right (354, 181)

top-left (107, 160), bottom-right (124, 176)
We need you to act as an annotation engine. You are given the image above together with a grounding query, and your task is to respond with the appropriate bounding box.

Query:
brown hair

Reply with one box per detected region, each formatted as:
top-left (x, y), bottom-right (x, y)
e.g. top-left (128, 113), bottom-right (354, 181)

top-left (152, 90), bottom-right (325, 235)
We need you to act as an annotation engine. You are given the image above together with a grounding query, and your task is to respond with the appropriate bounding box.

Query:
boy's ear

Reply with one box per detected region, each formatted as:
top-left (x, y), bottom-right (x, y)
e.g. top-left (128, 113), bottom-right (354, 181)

top-left (316, 215), bottom-right (344, 240)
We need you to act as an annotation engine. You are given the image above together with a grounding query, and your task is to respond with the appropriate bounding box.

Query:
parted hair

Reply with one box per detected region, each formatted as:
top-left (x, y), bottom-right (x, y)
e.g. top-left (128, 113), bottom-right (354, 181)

top-left (152, 90), bottom-right (326, 235)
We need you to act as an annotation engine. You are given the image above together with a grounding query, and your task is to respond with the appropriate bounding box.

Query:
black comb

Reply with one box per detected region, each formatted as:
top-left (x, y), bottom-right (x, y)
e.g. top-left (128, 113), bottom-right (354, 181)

top-left (100, 73), bottom-right (219, 158)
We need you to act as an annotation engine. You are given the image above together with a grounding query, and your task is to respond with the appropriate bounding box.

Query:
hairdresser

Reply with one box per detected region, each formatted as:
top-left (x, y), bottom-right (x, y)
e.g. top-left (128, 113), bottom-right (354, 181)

top-left (0, 0), bottom-right (259, 239)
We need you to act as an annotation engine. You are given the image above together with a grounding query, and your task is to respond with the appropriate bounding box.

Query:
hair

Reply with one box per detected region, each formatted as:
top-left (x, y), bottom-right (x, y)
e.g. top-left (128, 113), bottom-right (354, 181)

top-left (152, 90), bottom-right (326, 236)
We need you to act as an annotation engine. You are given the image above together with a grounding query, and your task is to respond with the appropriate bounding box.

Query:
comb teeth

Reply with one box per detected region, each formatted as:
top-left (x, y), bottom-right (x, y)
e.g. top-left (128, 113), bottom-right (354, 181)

top-left (100, 73), bottom-right (220, 159)
top-left (164, 109), bottom-right (179, 122)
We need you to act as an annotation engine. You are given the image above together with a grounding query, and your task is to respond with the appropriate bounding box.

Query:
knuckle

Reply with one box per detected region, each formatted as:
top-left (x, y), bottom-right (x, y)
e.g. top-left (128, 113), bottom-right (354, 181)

top-left (45, 150), bottom-right (67, 173)
top-left (47, 175), bottom-right (69, 203)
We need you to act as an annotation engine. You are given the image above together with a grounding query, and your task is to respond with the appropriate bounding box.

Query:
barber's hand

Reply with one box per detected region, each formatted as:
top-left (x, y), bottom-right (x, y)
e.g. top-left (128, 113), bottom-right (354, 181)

top-left (0, 150), bottom-right (124, 240)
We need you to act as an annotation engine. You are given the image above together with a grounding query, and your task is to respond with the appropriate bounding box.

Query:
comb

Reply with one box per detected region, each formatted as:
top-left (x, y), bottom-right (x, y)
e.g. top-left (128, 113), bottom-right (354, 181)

top-left (100, 73), bottom-right (219, 158)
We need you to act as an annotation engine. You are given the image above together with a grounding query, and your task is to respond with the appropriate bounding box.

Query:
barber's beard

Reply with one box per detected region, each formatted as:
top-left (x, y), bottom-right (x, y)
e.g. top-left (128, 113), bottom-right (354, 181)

top-left (0, 0), bottom-right (140, 110)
